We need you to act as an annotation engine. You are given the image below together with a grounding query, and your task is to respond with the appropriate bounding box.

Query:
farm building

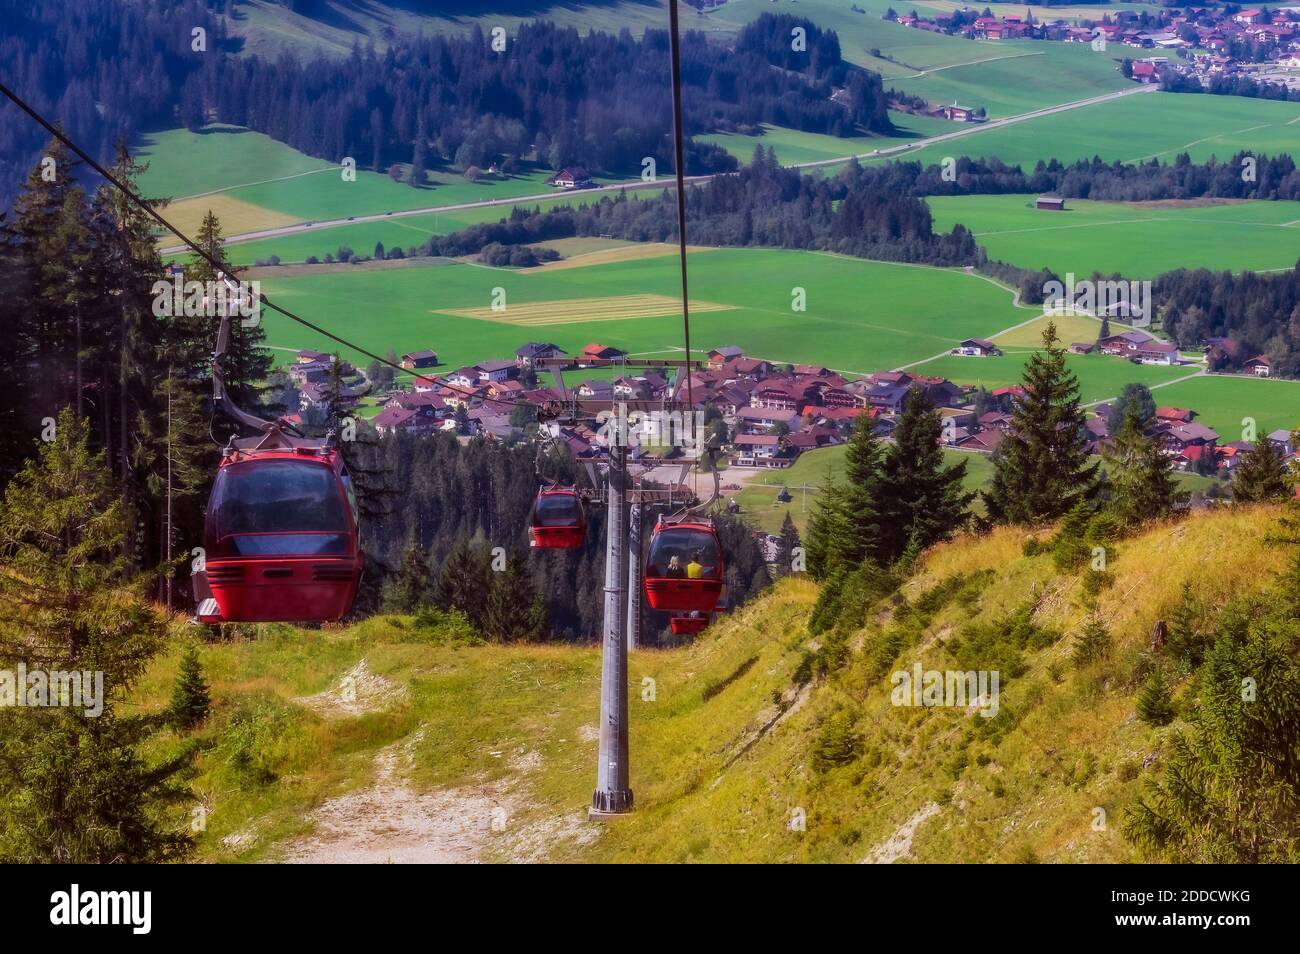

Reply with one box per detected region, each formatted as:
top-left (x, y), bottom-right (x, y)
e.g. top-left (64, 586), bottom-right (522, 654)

top-left (550, 167), bottom-right (593, 188)
top-left (1099, 330), bottom-right (1155, 356)
top-left (1036, 196), bottom-right (1067, 211)
top-left (940, 103), bottom-right (985, 122)
top-left (1135, 341), bottom-right (1180, 365)
top-left (515, 342), bottom-right (565, 367)
top-left (1244, 354), bottom-right (1272, 377)
top-left (953, 337), bottom-right (1000, 357)
top-left (475, 359), bottom-right (517, 382)
top-left (400, 349), bottom-right (439, 369)
top-left (707, 346), bottom-right (744, 368)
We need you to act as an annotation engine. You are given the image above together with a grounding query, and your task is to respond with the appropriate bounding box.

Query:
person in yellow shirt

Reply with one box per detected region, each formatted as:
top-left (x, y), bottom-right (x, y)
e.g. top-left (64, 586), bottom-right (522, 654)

top-left (686, 550), bottom-right (704, 580)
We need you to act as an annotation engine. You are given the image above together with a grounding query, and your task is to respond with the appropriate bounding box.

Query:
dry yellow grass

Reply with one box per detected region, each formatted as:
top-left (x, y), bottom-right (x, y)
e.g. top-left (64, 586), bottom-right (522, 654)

top-left (528, 242), bottom-right (717, 272)
top-left (440, 293), bottom-right (736, 327)
top-left (994, 312), bottom-right (1103, 349)
top-left (157, 194), bottom-right (299, 245)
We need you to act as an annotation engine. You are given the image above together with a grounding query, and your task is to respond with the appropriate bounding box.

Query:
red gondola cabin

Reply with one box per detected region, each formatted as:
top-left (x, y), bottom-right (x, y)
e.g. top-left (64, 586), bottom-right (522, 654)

top-left (195, 435), bottom-right (363, 624)
top-left (529, 489), bottom-right (586, 549)
top-left (669, 615), bottom-right (710, 636)
top-left (643, 518), bottom-right (724, 614)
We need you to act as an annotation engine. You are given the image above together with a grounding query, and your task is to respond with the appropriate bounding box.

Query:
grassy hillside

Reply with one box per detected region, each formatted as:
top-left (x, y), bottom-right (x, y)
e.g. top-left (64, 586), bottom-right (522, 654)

top-left (895, 92), bottom-right (1300, 168)
top-left (139, 125), bottom-right (588, 245)
top-left (928, 195), bottom-right (1300, 278)
top-left (226, 0), bottom-right (703, 59)
top-left (147, 504), bottom-right (1290, 862)
top-left (888, 42), bottom-right (1132, 118)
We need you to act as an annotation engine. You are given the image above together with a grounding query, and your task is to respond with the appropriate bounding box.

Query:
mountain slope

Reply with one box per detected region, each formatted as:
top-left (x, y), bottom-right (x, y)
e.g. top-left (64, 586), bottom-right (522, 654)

top-left (144, 504), bottom-right (1288, 862)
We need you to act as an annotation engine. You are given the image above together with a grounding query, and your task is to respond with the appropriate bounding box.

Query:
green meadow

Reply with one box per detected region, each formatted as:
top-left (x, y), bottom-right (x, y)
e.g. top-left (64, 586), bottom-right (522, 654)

top-left (221, 194), bottom-right (585, 266)
top-left (907, 351), bottom-right (1198, 405)
top-left (136, 125), bottom-right (334, 198)
top-left (734, 444), bottom-right (996, 534)
top-left (928, 195), bottom-right (1300, 277)
top-left (1149, 374), bottom-right (1300, 441)
top-left (139, 125), bottom-right (620, 244)
top-left (896, 92), bottom-right (1300, 168)
top-left (699, 113), bottom-right (954, 167)
top-left (890, 42), bottom-right (1133, 118)
top-left (252, 248), bottom-right (1025, 375)
top-left (711, 0), bottom-right (1016, 77)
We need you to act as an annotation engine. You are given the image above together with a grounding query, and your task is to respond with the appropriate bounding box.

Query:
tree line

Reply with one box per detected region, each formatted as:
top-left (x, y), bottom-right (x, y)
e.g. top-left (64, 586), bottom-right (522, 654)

top-left (177, 14), bottom-right (890, 181)
top-left (0, 0), bottom-right (228, 211)
top-left (345, 427), bottom-right (772, 643)
top-left (852, 153), bottom-right (1300, 203)
top-left (415, 148), bottom-right (980, 267)
top-left (1157, 265), bottom-right (1300, 375)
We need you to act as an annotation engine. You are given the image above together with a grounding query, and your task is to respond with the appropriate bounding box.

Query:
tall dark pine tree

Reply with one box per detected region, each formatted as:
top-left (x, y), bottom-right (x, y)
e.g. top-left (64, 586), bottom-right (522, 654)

top-left (6, 136), bottom-right (82, 439)
top-left (983, 322), bottom-right (1099, 524)
top-left (1103, 403), bottom-right (1183, 526)
top-left (813, 411), bottom-right (885, 576)
top-left (187, 211), bottom-right (271, 414)
top-left (875, 387), bottom-right (973, 561)
top-left (382, 534), bottom-right (435, 611)
top-left (1233, 438), bottom-right (1289, 503)
top-left (484, 554), bottom-right (547, 642)
top-left (778, 511), bottom-right (801, 576)
top-left (434, 538), bottom-right (494, 628)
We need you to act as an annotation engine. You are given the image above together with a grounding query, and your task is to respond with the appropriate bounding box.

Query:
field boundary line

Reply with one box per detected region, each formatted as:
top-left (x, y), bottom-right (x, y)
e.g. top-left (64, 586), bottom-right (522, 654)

top-left (1083, 370), bottom-right (1207, 408)
top-left (1126, 122), bottom-right (1279, 163)
top-left (170, 165), bottom-right (336, 201)
top-left (900, 50), bottom-right (1046, 79)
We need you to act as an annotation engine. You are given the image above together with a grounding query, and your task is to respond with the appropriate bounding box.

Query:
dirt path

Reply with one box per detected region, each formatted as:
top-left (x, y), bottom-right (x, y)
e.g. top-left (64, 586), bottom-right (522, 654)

top-left (279, 733), bottom-right (515, 864)
top-left (862, 802), bottom-right (941, 864)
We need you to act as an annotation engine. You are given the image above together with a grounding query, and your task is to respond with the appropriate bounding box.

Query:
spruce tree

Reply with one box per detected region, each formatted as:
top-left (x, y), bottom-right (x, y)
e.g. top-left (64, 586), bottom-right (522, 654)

top-left (1103, 403), bottom-right (1183, 527)
top-left (1072, 615), bottom-right (1111, 669)
top-left (827, 412), bottom-right (884, 570)
top-left (1136, 665), bottom-right (1175, 727)
top-left (7, 136), bottom-right (83, 434)
top-left (1233, 438), bottom-right (1288, 503)
top-left (875, 387), bottom-right (973, 562)
top-left (382, 536), bottom-right (435, 612)
top-left (1106, 382), bottom-right (1156, 435)
top-left (1051, 500), bottom-right (1094, 571)
top-left (434, 538), bottom-right (493, 628)
top-left (803, 484), bottom-right (840, 581)
top-left (169, 643), bottom-right (212, 728)
top-left (188, 211), bottom-right (271, 413)
top-left (484, 554), bottom-right (545, 642)
top-left (983, 322), bottom-right (1099, 524)
top-left (1125, 603), bottom-right (1300, 861)
top-left (0, 409), bottom-right (190, 862)
top-left (778, 511), bottom-right (801, 576)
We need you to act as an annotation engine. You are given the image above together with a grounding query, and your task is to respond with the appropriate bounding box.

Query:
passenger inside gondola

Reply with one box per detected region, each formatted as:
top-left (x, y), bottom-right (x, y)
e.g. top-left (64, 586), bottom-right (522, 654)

top-left (647, 527), bottom-right (719, 579)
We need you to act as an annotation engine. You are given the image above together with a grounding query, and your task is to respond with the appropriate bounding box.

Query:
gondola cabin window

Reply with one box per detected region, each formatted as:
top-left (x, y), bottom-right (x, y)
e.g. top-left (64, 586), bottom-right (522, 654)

top-left (647, 526), bottom-right (720, 580)
top-left (207, 459), bottom-right (351, 557)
